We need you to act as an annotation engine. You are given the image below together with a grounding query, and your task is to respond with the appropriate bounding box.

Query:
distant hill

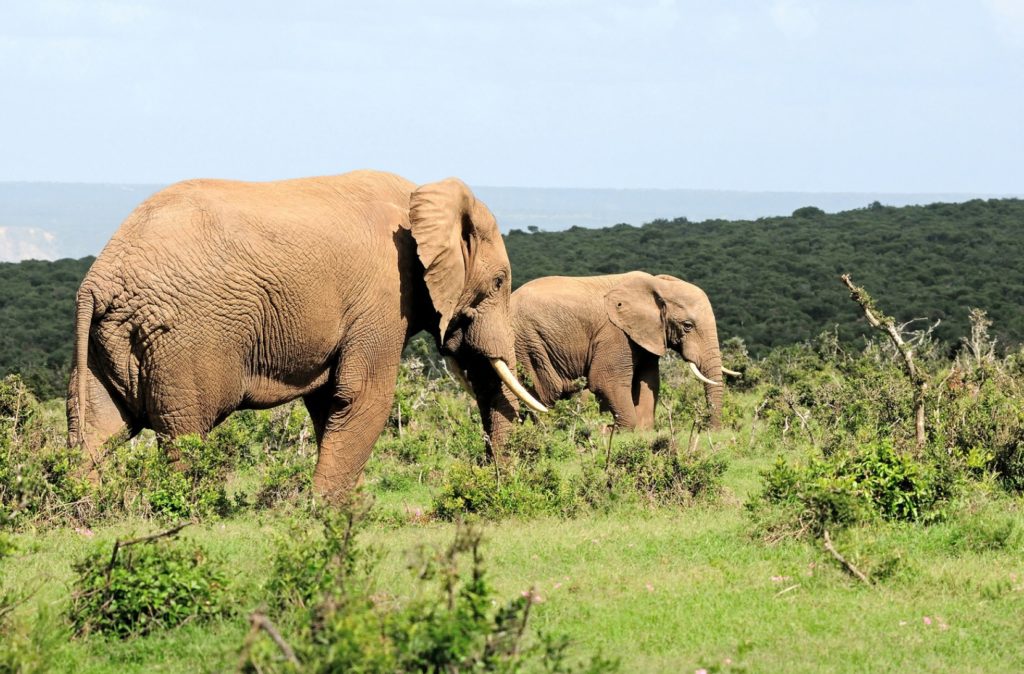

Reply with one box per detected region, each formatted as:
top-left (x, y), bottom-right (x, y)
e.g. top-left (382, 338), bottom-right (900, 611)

top-left (2, 198), bottom-right (1022, 398)
top-left (0, 180), bottom-right (1017, 262)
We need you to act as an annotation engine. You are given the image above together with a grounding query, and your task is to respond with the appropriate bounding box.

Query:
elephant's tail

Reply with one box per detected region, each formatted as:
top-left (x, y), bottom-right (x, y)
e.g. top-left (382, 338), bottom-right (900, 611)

top-left (70, 286), bottom-right (95, 447)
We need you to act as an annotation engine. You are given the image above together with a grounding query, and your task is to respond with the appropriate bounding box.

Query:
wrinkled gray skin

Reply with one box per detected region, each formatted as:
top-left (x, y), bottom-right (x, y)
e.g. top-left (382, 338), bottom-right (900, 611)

top-left (67, 170), bottom-right (534, 500)
top-left (505, 272), bottom-right (723, 442)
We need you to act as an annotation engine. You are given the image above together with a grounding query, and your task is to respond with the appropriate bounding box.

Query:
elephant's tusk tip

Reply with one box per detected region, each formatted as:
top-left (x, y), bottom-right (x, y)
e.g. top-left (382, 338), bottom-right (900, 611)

top-left (721, 367), bottom-right (743, 377)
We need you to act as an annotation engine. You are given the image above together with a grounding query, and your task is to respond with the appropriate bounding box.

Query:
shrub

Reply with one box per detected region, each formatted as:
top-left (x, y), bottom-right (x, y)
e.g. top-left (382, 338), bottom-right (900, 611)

top-left (0, 376), bottom-right (90, 528)
top-left (720, 335), bottom-right (761, 391)
top-left (68, 528), bottom-right (230, 638)
top-left (244, 502), bottom-right (619, 673)
top-left (375, 430), bottom-right (435, 465)
top-left (747, 439), bottom-right (953, 542)
top-left (503, 418), bottom-right (575, 464)
top-left (263, 501), bottom-right (374, 613)
top-left (145, 434), bottom-right (237, 519)
top-left (607, 435), bottom-right (726, 505)
top-left (432, 460), bottom-right (578, 521)
top-left (0, 374), bottom-right (37, 451)
top-left (252, 454), bottom-right (314, 509)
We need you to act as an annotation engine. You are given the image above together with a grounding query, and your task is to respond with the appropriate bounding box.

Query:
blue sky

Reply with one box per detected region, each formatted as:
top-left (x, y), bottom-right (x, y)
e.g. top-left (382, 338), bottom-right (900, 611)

top-left (2, 0), bottom-right (1022, 191)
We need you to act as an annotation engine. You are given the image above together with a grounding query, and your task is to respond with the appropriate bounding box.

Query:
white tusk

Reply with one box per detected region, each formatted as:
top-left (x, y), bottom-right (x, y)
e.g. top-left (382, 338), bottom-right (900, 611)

top-left (688, 361), bottom-right (723, 386)
top-left (444, 356), bottom-right (473, 395)
top-left (490, 358), bottom-right (548, 414)
top-left (721, 367), bottom-right (742, 377)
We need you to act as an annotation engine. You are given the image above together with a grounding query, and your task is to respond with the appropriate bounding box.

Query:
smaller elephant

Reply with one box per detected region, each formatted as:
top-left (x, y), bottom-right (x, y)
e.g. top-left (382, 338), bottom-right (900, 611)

top-left (507, 271), bottom-right (724, 437)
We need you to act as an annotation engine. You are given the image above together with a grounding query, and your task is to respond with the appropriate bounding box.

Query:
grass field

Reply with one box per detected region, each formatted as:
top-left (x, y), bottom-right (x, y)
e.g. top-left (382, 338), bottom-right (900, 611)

top-left (6, 432), bottom-right (1024, 673)
top-left (4, 334), bottom-right (1024, 672)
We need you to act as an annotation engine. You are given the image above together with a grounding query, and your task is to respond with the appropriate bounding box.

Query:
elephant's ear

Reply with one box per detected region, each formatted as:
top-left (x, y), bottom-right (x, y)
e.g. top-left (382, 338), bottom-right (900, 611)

top-left (604, 274), bottom-right (667, 356)
top-left (409, 178), bottom-right (480, 338)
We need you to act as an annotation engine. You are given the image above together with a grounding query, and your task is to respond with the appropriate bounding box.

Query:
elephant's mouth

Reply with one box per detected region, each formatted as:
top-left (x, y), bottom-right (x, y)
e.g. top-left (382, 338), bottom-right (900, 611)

top-left (443, 355), bottom-right (547, 414)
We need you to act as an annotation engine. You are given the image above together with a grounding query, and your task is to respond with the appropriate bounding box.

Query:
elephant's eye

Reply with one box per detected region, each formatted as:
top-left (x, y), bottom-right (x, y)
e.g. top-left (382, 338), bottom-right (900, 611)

top-left (493, 274), bottom-right (505, 291)
top-left (682, 320), bottom-right (695, 332)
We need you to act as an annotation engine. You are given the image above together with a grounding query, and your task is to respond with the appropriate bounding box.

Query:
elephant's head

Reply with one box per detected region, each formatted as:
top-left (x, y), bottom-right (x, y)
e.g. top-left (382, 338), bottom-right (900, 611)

top-left (409, 178), bottom-right (545, 448)
top-left (605, 273), bottom-right (724, 429)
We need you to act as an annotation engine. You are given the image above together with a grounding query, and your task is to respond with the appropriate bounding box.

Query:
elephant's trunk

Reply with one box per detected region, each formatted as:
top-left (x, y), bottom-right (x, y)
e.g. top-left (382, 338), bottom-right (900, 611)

top-left (700, 347), bottom-right (724, 431)
top-left (464, 354), bottom-right (520, 465)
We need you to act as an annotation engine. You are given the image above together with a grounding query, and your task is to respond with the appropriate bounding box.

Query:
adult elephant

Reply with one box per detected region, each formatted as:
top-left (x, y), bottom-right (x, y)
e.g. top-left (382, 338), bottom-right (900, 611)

top-left (507, 271), bottom-right (723, 437)
top-left (67, 170), bottom-right (546, 500)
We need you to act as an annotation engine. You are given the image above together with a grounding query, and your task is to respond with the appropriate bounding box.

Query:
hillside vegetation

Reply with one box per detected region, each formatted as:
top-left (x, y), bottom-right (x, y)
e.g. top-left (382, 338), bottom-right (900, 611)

top-left (2, 198), bottom-right (1022, 398)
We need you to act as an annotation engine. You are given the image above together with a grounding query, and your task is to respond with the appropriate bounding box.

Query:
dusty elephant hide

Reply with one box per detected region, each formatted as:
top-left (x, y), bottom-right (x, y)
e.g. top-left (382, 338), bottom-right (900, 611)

top-left (502, 271), bottom-right (723, 448)
top-left (67, 170), bottom-right (545, 499)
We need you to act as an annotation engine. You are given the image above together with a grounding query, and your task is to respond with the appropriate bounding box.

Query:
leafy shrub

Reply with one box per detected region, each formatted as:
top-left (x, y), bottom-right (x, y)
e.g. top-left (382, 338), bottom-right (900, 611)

top-left (607, 435), bottom-right (726, 505)
top-left (252, 454), bottom-right (314, 509)
top-left (145, 435), bottom-right (236, 519)
top-left (263, 503), bottom-right (373, 613)
top-left (245, 503), bottom-right (618, 673)
top-left (1, 443), bottom-right (89, 528)
top-left (747, 439), bottom-right (953, 542)
top-left (720, 335), bottom-right (761, 391)
top-left (502, 418), bottom-right (575, 464)
top-left (68, 530), bottom-right (230, 637)
top-left (0, 376), bottom-right (90, 527)
top-left (432, 460), bottom-right (578, 521)
top-left (375, 430), bottom-right (435, 465)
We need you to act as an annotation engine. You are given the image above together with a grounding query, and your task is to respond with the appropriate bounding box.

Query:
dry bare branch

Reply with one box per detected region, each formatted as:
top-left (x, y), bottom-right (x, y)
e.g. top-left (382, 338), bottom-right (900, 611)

top-left (841, 274), bottom-right (928, 447)
top-left (823, 530), bottom-right (871, 585)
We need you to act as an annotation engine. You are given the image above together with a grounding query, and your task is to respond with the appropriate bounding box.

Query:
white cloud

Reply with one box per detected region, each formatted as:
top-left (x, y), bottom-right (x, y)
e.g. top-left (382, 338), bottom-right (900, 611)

top-left (0, 227), bottom-right (59, 262)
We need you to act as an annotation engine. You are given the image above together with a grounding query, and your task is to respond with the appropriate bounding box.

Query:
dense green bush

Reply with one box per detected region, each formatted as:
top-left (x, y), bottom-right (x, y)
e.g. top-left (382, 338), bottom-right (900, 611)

top-left (68, 530), bottom-right (230, 637)
top-left (748, 439), bottom-right (953, 542)
top-left (146, 435), bottom-right (236, 519)
top-left (745, 309), bottom-right (1024, 542)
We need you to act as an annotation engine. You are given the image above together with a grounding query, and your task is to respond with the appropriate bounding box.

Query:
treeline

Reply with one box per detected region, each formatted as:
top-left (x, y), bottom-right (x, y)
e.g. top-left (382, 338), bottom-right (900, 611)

top-left (2, 198), bottom-right (1023, 398)
top-left (0, 257), bottom-right (94, 398)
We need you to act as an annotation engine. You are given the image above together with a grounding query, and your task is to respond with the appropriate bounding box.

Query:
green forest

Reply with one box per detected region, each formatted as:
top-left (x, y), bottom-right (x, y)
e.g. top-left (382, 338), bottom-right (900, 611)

top-left (2, 198), bottom-right (1023, 398)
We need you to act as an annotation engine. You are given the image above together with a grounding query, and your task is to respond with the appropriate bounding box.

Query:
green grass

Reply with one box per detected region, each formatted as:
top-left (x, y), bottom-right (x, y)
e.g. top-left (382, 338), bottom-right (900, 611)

top-left (6, 432), bottom-right (1024, 673)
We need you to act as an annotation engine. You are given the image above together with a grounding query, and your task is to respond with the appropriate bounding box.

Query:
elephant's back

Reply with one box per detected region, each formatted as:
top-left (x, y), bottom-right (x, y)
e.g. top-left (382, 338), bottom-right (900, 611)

top-left (107, 171), bottom-right (413, 245)
top-left (83, 171), bottom-right (413, 363)
top-left (512, 275), bottom-right (621, 341)
top-left (513, 273), bottom-right (644, 311)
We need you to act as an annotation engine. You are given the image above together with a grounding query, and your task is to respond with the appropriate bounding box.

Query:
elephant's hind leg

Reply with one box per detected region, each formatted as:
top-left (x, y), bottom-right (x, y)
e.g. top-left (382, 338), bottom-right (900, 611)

top-left (69, 362), bottom-right (137, 484)
top-left (144, 351), bottom-right (238, 463)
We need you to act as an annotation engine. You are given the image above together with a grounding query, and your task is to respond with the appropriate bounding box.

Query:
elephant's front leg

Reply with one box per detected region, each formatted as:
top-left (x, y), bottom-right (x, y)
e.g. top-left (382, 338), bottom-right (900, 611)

top-left (306, 348), bottom-right (401, 502)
